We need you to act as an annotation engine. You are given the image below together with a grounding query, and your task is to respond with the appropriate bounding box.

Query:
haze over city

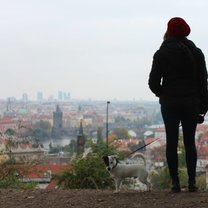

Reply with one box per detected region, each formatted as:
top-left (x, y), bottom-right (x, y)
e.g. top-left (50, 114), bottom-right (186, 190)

top-left (1, 0), bottom-right (208, 101)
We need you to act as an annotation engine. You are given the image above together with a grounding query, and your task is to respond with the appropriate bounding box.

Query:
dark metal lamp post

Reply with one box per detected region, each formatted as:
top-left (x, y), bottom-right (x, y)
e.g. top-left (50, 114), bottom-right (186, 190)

top-left (106, 101), bottom-right (110, 148)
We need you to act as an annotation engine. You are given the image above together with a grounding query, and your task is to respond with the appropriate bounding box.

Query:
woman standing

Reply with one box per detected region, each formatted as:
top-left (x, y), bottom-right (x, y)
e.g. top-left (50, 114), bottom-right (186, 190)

top-left (149, 17), bottom-right (208, 192)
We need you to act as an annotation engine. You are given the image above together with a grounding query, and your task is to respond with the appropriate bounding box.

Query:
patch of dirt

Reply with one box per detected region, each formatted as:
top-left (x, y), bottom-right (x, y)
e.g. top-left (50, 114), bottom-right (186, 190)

top-left (0, 189), bottom-right (208, 208)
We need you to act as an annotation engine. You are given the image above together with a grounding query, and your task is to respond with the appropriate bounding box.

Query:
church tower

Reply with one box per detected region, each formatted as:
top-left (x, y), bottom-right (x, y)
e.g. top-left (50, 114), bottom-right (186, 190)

top-left (77, 119), bottom-right (85, 154)
top-left (51, 105), bottom-right (63, 139)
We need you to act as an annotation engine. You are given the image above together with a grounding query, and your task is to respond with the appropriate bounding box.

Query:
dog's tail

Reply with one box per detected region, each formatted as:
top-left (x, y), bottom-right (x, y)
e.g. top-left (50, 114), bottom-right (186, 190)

top-left (130, 153), bottom-right (146, 166)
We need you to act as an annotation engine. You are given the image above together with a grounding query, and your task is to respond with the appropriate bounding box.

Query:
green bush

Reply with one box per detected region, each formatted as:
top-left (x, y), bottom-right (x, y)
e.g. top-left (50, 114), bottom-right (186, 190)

top-left (0, 179), bottom-right (36, 189)
top-left (150, 167), bottom-right (171, 190)
top-left (150, 167), bottom-right (206, 190)
top-left (197, 174), bottom-right (206, 190)
top-left (0, 160), bottom-right (37, 189)
top-left (151, 167), bottom-right (190, 190)
top-left (55, 153), bottom-right (114, 189)
top-left (55, 140), bottom-right (123, 189)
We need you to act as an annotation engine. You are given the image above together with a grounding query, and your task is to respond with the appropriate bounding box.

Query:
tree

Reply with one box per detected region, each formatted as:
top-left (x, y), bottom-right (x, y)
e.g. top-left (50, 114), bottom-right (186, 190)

top-left (34, 120), bottom-right (51, 130)
top-left (32, 128), bottom-right (49, 140)
top-left (112, 128), bottom-right (129, 139)
top-left (97, 127), bottom-right (103, 143)
top-left (32, 120), bottom-right (52, 140)
top-left (4, 128), bottom-right (16, 136)
top-left (133, 118), bottom-right (151, 129)
top-left (49, 145), bottom-right (62, 154)
top-left (61, 140), bottom-right (77, 154)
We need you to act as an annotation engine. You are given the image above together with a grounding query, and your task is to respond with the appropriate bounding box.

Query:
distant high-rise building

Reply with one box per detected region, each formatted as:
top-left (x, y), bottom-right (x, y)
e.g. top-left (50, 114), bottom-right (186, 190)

top-left (48, 95), bottom-right (54, 102)
top-left (4, 98), bottom-right (16, 117)
top-left (64, 92), bottom-right (71, 101)
top-left (58, 91), bottom-right (70, 101)
top-left (37, 92), bottom-right (43, 102)
top-left (58, 91), bottom-right (63, 101)
top-left (51, 105), bottom-right (63, 139)
top-left (22, 93), bottom-right (28, 103)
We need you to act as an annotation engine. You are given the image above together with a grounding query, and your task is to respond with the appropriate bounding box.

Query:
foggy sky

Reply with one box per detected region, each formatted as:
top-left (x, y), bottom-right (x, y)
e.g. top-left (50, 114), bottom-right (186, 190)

top-left (0, 0), bottom-right (208, 101)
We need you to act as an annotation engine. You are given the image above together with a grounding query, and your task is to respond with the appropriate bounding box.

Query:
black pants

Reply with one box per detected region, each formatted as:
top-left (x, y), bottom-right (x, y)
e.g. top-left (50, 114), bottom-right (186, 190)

top-left (161, 105), bottom-right (198, 183)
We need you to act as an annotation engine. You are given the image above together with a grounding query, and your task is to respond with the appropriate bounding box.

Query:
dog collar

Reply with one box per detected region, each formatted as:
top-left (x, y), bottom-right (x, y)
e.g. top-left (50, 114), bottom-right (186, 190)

top-left (112, 159), bottom-right (119, 169)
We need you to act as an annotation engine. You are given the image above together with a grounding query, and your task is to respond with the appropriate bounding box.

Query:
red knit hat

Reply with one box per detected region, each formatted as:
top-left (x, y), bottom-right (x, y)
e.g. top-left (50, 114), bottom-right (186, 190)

top-left (166, 17), bottom-right (191, 37)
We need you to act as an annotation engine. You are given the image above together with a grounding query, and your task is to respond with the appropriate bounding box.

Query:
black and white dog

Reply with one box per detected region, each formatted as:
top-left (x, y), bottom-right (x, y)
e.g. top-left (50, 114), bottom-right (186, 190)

top-left (102, 155), bottom-right (151, 193)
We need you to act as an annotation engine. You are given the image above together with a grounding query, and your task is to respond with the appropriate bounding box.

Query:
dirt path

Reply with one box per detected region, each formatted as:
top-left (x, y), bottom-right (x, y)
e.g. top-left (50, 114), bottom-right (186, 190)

top-left (0, 189), bottom-right (208, 208)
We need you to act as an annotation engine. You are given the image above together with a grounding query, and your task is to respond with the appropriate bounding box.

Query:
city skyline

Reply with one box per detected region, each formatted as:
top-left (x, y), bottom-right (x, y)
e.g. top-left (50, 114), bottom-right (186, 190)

top-left (3, 91), bottom-right (152, 102)
top-left (1, 1), bottom-right (208, 101)
top-left (4, 90), bottom-right (71, 102)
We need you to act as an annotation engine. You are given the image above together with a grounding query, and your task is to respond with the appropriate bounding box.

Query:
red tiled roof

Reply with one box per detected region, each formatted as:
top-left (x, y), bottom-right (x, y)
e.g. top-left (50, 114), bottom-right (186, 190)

top-left (144, 138), bottom-right (159, 144)
top-left (16, 164), bottom-right (72, 189)
top-left (24, 164), bottom-right (72, 178)
top-left (197, 147), bottom-right (208, 156)
top-left (155, 128), bottom-right (166, 132)
top-left (0, 117), bottom-right (16, 125)
top-left (47, 179), bottom-right (58, 189)
top-left (199, 135), bottom-right (208, 143)
top-left (196, 124), bottom-right (208, 132)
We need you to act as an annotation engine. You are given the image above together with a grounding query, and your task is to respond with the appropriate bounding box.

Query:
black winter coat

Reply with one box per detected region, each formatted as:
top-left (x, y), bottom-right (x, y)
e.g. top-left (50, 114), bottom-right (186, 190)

top-left (149, 37), bottom-right (208, 114)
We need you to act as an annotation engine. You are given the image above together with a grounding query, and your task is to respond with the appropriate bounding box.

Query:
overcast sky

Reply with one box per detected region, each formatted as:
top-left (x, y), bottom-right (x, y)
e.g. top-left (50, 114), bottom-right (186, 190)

top-left (0, 0), bottom-right (208, 101)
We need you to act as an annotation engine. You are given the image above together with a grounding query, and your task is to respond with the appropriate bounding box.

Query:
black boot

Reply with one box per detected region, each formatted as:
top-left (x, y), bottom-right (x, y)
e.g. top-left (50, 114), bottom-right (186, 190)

top-left (171, 177), bottom-right (181, 193)
top-left (188, 179), bottom-right (198, 192)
